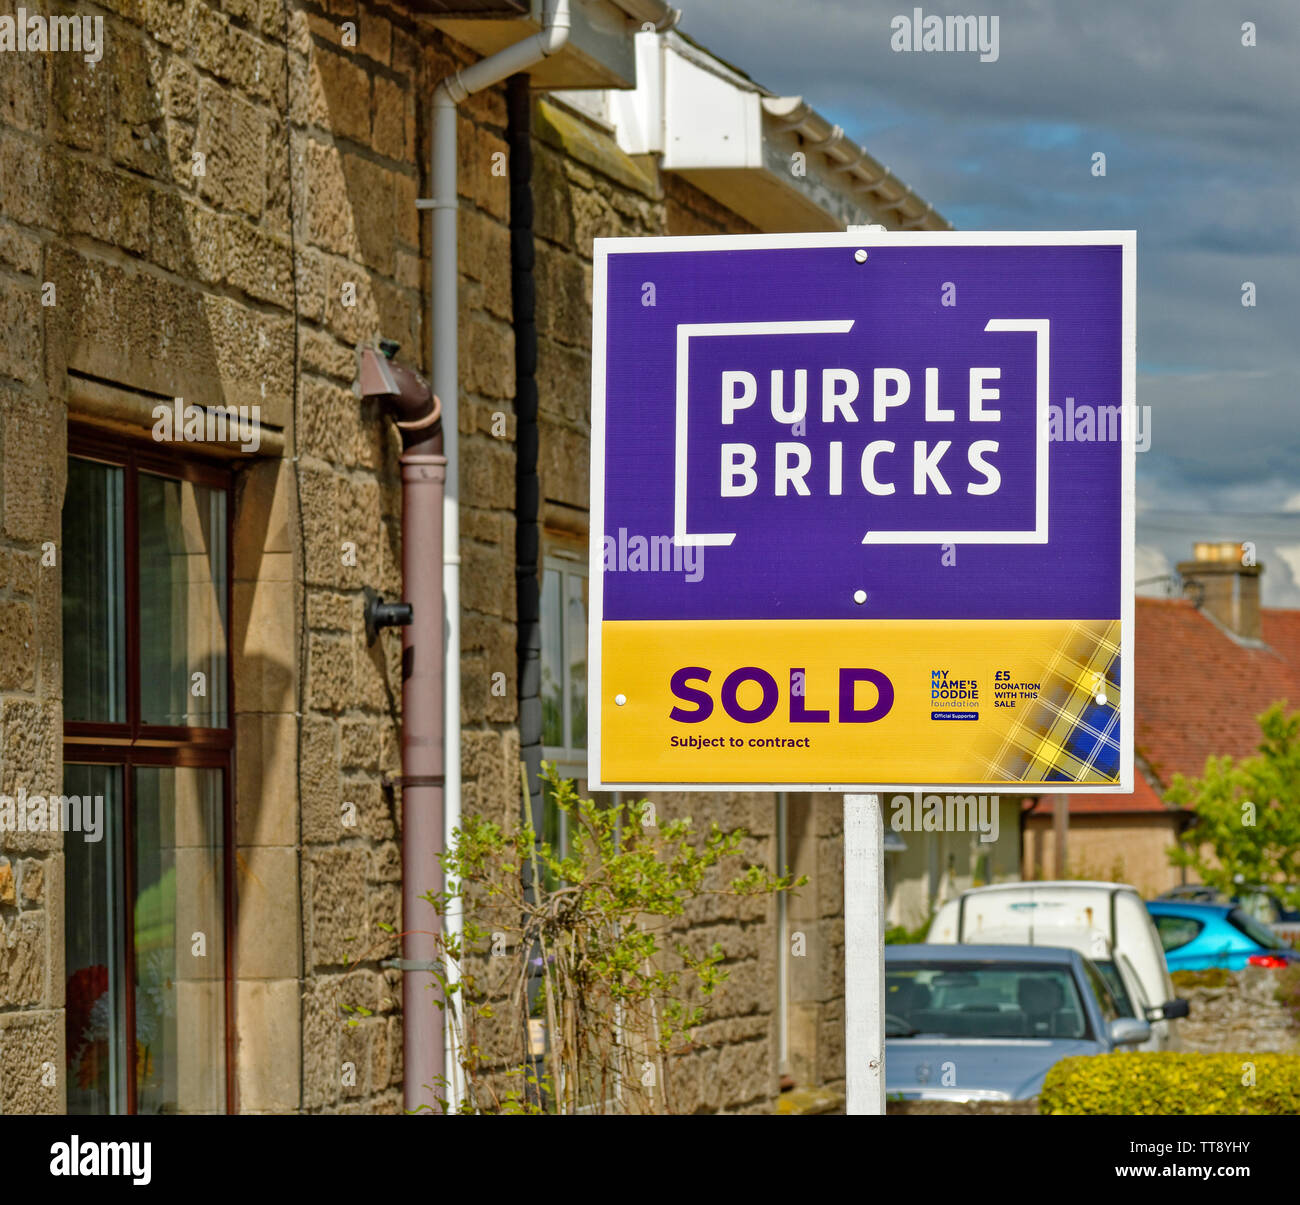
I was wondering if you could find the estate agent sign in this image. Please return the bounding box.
[589,231,1135,793]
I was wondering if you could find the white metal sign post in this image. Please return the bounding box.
[844,793,885,1115]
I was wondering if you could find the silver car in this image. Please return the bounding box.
[885,944,1150,1102]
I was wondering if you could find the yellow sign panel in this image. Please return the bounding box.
[600,619,1121,789]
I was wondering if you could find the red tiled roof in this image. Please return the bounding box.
[1025,772,1168,816]
[1027,598,1300,817]
[1135,598,1300,785]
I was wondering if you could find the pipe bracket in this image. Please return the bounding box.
[363,585,414,644]
[390,774,446,789]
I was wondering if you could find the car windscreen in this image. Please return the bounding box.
[886,963,1092,1041]
[1228,907,1287,950]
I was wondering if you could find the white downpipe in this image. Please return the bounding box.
[431,86,461,1111]
[430,0,571,1113]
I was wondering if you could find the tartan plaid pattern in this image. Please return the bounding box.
[985,620,1122,785]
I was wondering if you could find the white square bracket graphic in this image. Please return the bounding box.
[672,316,1052,549]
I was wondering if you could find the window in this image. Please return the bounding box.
[1081,958,1120,1024]
[1153,914,1204,953]
[1092,960,1134,1017]
[885,962,1091,1040]
[1228,907,1287,951]
[539,539,624,866]
[62,433,233,1115]
[540,546,588,781]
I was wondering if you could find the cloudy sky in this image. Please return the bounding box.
[675,0,1300,604]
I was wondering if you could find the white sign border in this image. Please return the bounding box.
[588,230,1136,795]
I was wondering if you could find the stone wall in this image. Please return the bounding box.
[0,3,845,1115]
[1175,968,1300,1054]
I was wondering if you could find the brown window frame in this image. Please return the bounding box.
[63,426,237,1115]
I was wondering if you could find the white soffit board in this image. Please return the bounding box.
[671,167,848,232]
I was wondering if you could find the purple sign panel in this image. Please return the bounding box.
[594,235,1131,623]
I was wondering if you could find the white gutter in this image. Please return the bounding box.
[761,96,948,230]
[426,0,572,1114]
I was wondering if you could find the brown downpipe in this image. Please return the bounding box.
[360,347,445,1112]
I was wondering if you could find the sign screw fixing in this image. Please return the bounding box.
[854,249,868,263]
[853,589,867,604]
[615,693,627,706]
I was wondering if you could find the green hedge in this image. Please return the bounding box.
[1040,1053,1300,1115]
[1170,968,1232,990]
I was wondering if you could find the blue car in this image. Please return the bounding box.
[885,944,1150,1102]
[1146,901,1300,971]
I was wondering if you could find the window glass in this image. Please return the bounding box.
[884,963,1089,1039]
[541,567,563,748]
[133,766,226,1114]
[565,572,588,751]
[1083,959,1120,1023]
[539,547,596,889]
[1228,907,1285,950]
[138,473,228,727]
[1093,960,1133,1017]
[540,551,589,772]
[63,459,125,723]
[64,765,126,1115]
[1153,914,1203,952]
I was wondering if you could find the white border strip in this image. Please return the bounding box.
[589,242,610,789]
[594,230,1137,253]
[1120,229,1136,795]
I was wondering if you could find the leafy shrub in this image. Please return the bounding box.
[1040,1052,1300,1115]
[885,918,933,945]
[1171,967,1232,990]
[1165,704,1300,908]
[424,764,802,1114]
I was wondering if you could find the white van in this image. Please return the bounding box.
[928,881,1189,1051]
